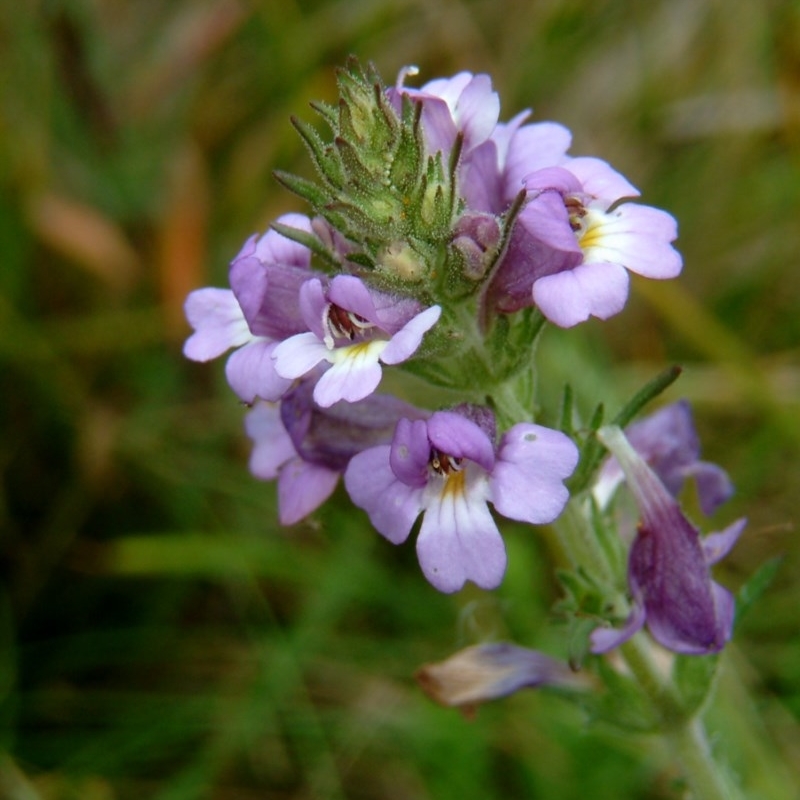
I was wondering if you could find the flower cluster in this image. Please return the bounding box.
[183,59,742,669]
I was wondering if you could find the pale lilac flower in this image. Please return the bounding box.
[594,400,734,516]
[389,68,500,159]
[344,406,578,593]
[590,425,745,656]
[523,158,683,327]
[272,274,441,408]
[416,642,587,709]
[246,379,425,525]
[183,214,316,403]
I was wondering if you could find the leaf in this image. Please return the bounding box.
[672,653,719,716]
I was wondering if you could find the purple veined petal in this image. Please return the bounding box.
[580,204,682,280]
[523,165,583,196]
[449,73,500,152]
[345,445,424,544]
[225,339,293,403]
[257,212,314,266]
[418,96,459,155]
[503,122,573,199]
[490,110,531,173]
[563,156,640,203]
[483,222,583,314]
[381,305,441,365]
[390,418,432,488]
[420,72,474,108]
[517,192,582,253]
[312,341,387,407]
[277,457,340,525]
[702,518,747,565]
[491,424,578,524]
[427,411,496,473]
[532,261,630,328]
[273,332,330,380]
[460,140,503,212]
[683,461,735,516]
[183,288,252,361]
[590,600,647,654]
[328,274,381,323]
[416,476,506,592]
[298,278,329,338]
[245,402,297,480]
[629,508,726,655]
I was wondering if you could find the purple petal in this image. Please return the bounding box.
[582,204,682,280]
[277,458,340,525]
[427,411,495,472]
[416,483,506,592]
[563,157,639,202]
[225,339,292,403]
[590,601,647,654]
[390,418,433,488]
[298,279,329,338]
[517,192,582,252]
[258,213,314,265]
[245,402,297,479]
[345,445,424,544]
[448,73,500,152]
[483,223,582,314]
[416,642,584,707]
[503,122,573,200]
[702,518,747,565]
[523,166,583,196]
[183,288,251,361]
[491,424,578,524]
[328,275,380,323]
[281,382,426,472]
[272,332,330,380]
[684,461,735,516]
[532,261,630,327]
[381,305,441,364]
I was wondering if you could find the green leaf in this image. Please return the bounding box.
[735,555,784,627]
[673,653,720,716]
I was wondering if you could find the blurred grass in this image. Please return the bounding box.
[1,0,800,798]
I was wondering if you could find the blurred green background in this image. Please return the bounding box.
[1,1,799,798]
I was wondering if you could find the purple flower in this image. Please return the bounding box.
[183,214,317,403]
[415,642,587,710]
[590,425,745,656]
[246,379,426,525]
[344,406,578,593]
[594,400,734,516]
[389,68,500,159]
[272,274,441,408]
[523,158,682,327]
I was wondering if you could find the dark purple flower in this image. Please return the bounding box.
[594,400,734,516]
[590,425,745,656]
[344,407,578,593]
[416,642,587,709]
[246,380,426,525]
[272,274,441,407]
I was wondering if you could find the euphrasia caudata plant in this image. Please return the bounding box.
[184,59,752,796]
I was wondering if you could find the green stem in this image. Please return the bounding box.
[667,718,740,800]
[620,635,740,800]
[556,498,618,588]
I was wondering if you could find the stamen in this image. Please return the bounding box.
[323,304,374,349]
[564,195,587,233]
[429,447,464,476]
